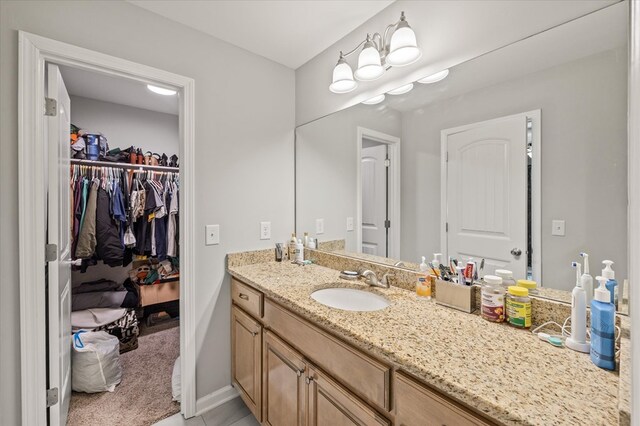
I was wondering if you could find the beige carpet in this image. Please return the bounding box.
[68,325,180,426]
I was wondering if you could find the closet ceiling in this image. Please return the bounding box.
[127,0,395,69]
[59,65,179,115]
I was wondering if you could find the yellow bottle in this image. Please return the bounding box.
[416,256,432,299]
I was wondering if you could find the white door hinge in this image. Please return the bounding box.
[45,97,57,116]
[45,244,58,262]
[446,222,449,232]
[46,388,58,407]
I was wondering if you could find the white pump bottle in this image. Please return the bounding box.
[580,252,594,304]
[566,262,590,353]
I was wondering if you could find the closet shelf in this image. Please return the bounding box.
[70,159,179,172]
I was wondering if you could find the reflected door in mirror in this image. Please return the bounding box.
[361,142,388,256]
[445,113,528,277]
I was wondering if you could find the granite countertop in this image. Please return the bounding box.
[228,261,620,426]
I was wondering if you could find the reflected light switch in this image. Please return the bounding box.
[346,217,354,232]
[551,220,565,236]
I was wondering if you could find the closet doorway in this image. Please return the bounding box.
[18,32,196,425]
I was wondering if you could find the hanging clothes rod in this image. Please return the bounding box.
[70,158,179,172]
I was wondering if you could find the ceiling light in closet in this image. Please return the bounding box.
[418,69,450,84]
[387,83,413,95]
[147,84,177,96]
[362,94,386,105]
[329,11,422,93]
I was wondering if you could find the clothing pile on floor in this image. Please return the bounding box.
[130,258,180,286]
[71,278,140,353]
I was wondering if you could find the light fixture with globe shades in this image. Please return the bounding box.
[329,11,421,93]
[387,83,414,95]
[361,94,386,105]
[418,69,450,84]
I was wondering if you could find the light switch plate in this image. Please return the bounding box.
[551,220,565,236]
[316,218,325,235]
[346,217,354,232]
[260,221,271,240]
[205,224,220,245]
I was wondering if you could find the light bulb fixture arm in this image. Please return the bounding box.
[338,13,404,63]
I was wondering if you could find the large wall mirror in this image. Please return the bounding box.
[295,3,629,312]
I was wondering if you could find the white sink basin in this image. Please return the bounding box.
[311,287,390,312]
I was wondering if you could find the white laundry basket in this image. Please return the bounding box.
[72,330,122,393]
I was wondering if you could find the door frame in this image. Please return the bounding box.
[440,110,541,281]
[18,31,197,424]
[356,126,401,259]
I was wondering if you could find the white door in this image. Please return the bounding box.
[445,114,527,278]
[46,63,72,426]
[361,143,388,256]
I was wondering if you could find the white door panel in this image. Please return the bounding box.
[361,144,387,256]
[446,114,527,278]
[47,63,72,426]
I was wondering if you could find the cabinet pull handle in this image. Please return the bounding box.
[296,369,304,377]
[305,377,314,384]
[238,293,249,300]
[251,331,258,336]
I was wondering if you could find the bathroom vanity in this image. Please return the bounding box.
[228,256,623,426]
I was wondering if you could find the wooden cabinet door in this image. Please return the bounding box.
[232,306,262,421]
[395,372,494,426]
[307,367,389,426]
[263,331,306,426]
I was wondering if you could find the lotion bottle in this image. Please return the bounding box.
[602,260,618,309]
[295,239,304,262]
[432,253,442,277]
[288,233,297,260]
[580,252,594,304]
[590,276,616,370]
[566,262,590,353]
[416,257,432,299]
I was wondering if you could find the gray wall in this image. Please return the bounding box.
[295,0,615,125]
[401,48,627,290]
[0,2,294,424]
[70,95,179,158]
[296,104,401,251]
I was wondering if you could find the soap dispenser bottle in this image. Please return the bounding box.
[590,276,616,370]
[566,262,590,353]
[580,252,594,304]
[416,257,432,299]
[602,260,618,309]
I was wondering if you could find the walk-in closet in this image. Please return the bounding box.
[59,65,183,425]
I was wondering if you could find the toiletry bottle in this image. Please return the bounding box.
[580,252,594,304]
[308,238,316,249]
[303,232,309,247]
[432,253,442,277]
[295,239,304,262]
[416,257,432,299]
[602,260,618,309]
[590,276,616,370]
[566,262,590,353]
[288,233,297,260]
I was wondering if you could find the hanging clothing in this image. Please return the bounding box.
[75,180,99,259]
[167,182,179,257]
[96,187,124,266]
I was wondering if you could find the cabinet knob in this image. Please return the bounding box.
[251,331,258,337]
[239,293,249,300]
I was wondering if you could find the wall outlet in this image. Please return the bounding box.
[551,220,565,236]
[346,217,354,232]
[205,224,220,245]
[316,218,325,235]
[260,221,271,240]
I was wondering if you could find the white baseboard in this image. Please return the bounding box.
[194,385,240,417]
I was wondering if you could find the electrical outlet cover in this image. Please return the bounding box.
[346,217,354,232]
[260,221,271,240]
[316,218,325,235]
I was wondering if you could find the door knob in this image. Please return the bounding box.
[511,248,522,257]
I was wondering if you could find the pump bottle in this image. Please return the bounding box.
[590,276,616,371]
[579,252,594,304]
[566,262,589,353]
[602,260,618,310]
[432,253,442,277]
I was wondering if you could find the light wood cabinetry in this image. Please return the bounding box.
[231,305,262,422]
[262,331,306,426]
[307,366,390,426]
[230,277,498,426]
[394,372,495,426]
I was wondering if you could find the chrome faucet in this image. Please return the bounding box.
[359,269,392,288]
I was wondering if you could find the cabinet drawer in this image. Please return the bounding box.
[264,299,390,411]
[232,278,263,318]
[395,372,495,426]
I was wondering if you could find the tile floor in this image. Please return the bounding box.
[154,396,259,426]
